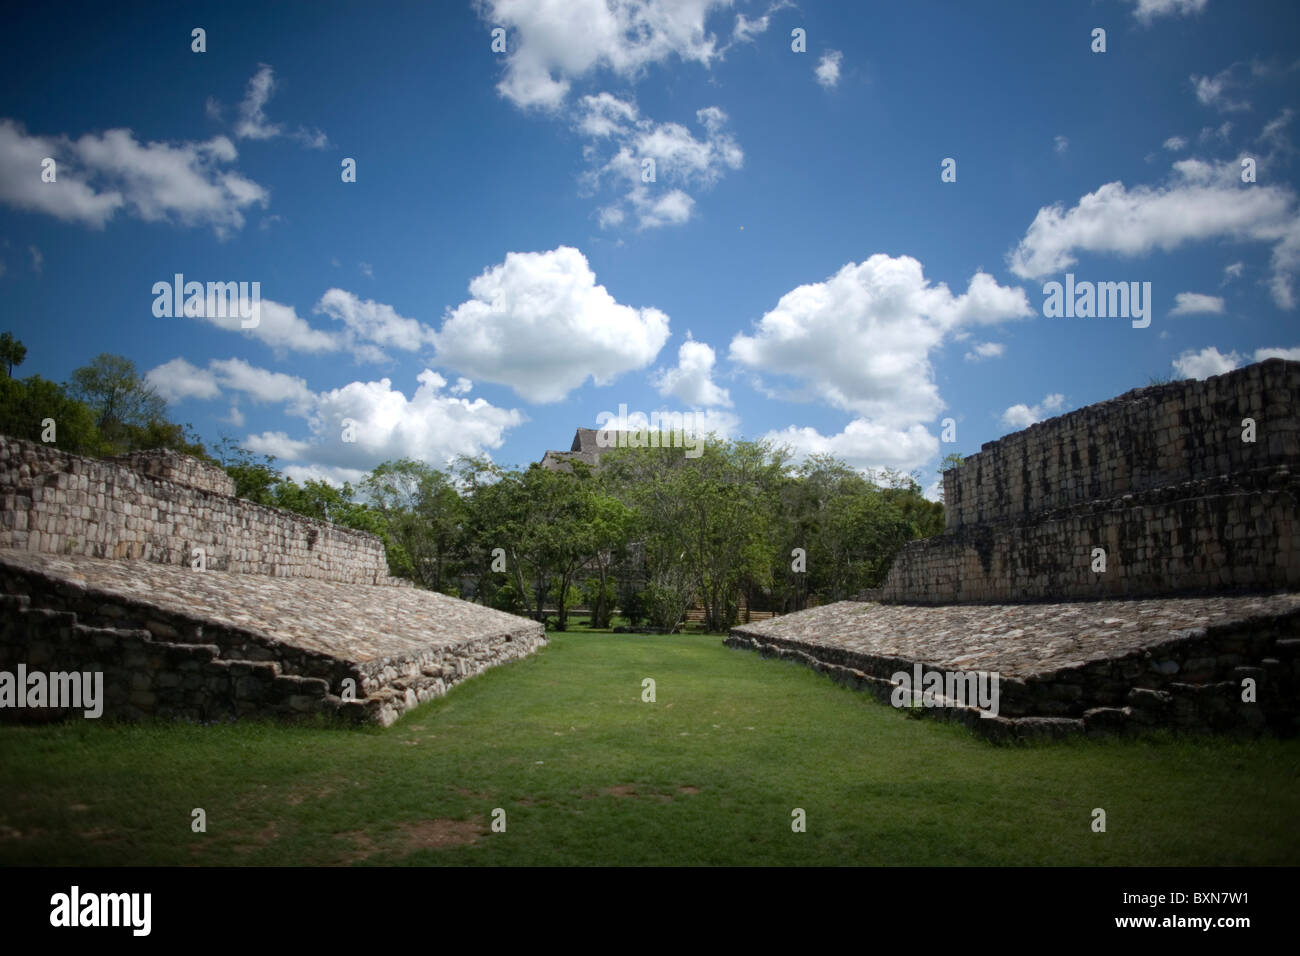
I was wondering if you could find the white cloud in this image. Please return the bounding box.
[478,0,732,110]
[230,64,329,149]
[815,50,843,89]
[1007,158,1300,309]
[1172,346,1242,379]
[314,288,434,354]
[145,357,220,403]
[611,406,741,440]
[653,336,732,407]
[1169,292,1226,315]
[763,419,940,474]
[150,357,525,477]
[27,244,41,274]
[434,245,671,403]
[578,97,742,229]
[1001,393,1065,430]
[1054,135,1069,154]
[1253,346,1300,361]
[208,358,316,413]
[732,12,772,43]
[964,342,1005,362]
[731,254,1032,424]
[1163,135,1188,151]
[1128,0,1208,25]
[1192,67,1251,113]
[730,254,1031,474]
[0,119,267,236]
[1222,260,1245,284]
[184,294,339,355]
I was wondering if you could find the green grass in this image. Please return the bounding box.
[1,632,1297,866]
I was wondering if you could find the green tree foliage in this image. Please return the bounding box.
[0,332,28,377]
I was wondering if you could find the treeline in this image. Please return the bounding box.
[229,444,943,632]
[0,335,945,632]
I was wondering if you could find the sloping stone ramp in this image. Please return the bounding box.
[727,595,1300,740]
[0,549,546,726]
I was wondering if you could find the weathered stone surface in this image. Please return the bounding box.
[730,361,1300,739]
[0,549,546,726]
[0,435,390,584]
[882,360,1300,604]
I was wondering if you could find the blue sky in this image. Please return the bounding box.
[1,0,1297,495]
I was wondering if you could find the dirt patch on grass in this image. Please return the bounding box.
[337,818,483,863]
[287,785,335,807]
[678,785,701,795]
[233,822,279,853]
[401,818,483,849]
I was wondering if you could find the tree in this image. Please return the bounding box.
[362,458,465,593]
[0,332,27,377]
[65,354,170,453]
[0,373,102,454]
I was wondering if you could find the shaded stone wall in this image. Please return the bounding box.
[0,435,389,585]
[110,448,236,497]
[944,359,1299,530]
[884,360,1300,604]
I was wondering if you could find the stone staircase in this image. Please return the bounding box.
[727,595,1300,740]
[0,550,547,726]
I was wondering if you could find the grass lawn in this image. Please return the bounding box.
[1,631,1297,866]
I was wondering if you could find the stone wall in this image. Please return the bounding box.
[943,358,1300,530]
[883,360,1300,604]
[110,449,236,497]
[0,593,351,725]
[0,435,389,585]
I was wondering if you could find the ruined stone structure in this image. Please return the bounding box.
[884,358,1299,604]
[0,437,545,725]
[730,360,1300,738]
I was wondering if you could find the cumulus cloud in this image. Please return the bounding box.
[477,0,732,111]
[1172,345,1300,379]
[577,96,742,229]
[964,342,1005,362]
[1001,393,1065,430]
[731,254,1032,422]
[146,357,220,403]
[314,288,434,354]
[1169,292,1226,315]
[607,405,741,440]
[433,246,671,403]
[146,358,525,479]
[1163,135,1188,151]
[1222,260,1245,284]
[1172,345,1242,379]
[815,50,843,89]
[0,119,267,236]
[1128,0,1207,25]
[729,253,1032,473]
[762,419,939,473]
[653,336,732,407]
[1007,158,1300,309]
[183,294,339,355]
[1054,135,1069,154]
